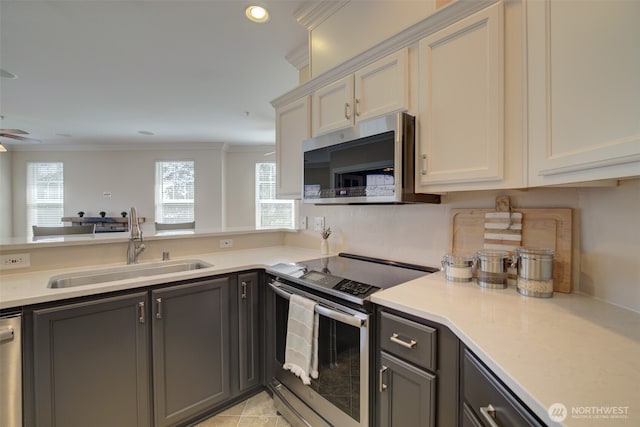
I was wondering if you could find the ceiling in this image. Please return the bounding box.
[0,0,309,149]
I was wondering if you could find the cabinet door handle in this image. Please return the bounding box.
[156,297,163,319]
[421,154,428,175]
[241,281,248,300]
[355,99,360,117]
[390,333,417,349]
[138,301,145,324]
[480,404,500,427]
[344,102,351,120]
[379,365,388,393]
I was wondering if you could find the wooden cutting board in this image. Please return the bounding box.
[450,208,573,293]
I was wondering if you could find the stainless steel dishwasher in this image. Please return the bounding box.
[0,313,22,427]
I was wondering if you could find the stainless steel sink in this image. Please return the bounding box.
[48,259,213,288]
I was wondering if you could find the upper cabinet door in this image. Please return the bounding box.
[355,48,409,123]
[527,0,640,186]
[312,75,355,136]
[417,2,504,188]
[275,96,310,199]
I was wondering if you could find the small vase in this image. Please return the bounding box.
[320,239,330,255]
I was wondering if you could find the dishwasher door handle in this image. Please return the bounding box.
[0,328,14,341]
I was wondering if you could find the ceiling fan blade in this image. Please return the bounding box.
[0,129,29,135]
[0,133,41,142]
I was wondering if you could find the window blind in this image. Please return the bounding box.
[155,161,195,223]
[27,162,64,234]
[256,163,294,229]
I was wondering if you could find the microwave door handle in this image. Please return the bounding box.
[268,281,364,328]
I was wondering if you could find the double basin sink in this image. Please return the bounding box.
[48,259,213,289]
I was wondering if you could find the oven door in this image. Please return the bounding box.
[267,279,370,427]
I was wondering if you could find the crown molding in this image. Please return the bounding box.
[7,141,227,152]
[293,0,350,31]
[286,42,310,70]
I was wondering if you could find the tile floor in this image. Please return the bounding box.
[194,391,291,427]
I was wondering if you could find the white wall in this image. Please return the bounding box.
[224,147,275,228]
[0,152,13,238]
[286,179,640,312]
[10,145,225,236]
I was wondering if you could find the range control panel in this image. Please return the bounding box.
[333,280,379,297]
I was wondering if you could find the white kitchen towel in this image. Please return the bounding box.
[283,294,319,385]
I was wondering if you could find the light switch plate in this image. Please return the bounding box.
[299,216,307,230]
[314,216,325,232]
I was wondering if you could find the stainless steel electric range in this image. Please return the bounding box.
[265,253,437,427]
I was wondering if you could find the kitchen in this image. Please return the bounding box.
[1,1,639,427]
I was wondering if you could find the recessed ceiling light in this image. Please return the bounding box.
[246,5,270,23]
[138,130,155,136]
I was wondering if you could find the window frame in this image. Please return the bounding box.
[26,162,64,235]
[255,162,295,229]
[155,160,195,224]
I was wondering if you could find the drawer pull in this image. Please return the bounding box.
[480,404,500,427]
[138,302,145,324]
[390,333,417,349]
[379,365,388,393]
[241,281,248,300]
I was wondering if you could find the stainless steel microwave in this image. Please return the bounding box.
[302,112,440,204]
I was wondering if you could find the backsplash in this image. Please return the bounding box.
[286,179,640,313]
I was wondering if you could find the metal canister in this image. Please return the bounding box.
[516,247,554,298]
[441,253,475,283]
[475,250,510,289]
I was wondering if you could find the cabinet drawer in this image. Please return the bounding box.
[380,311,436,371]
[463,349,544,427]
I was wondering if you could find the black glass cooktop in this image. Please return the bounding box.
[268,253,437,302]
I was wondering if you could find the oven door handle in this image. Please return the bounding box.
[268,281,364,328]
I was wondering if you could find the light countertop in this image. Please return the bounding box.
[2,248,638,426]
[0,227,294,250]
[0,245,319,309]
[371,272,640,427]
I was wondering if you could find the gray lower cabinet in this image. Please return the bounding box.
[31,292,152,427]
[461,347,544,427]
[28,275,234,427]
[152,277,230,427]
[237,272,260,392]
[377,309,459,427]
[379,351,436,427]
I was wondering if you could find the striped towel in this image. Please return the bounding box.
[283,294,319,385]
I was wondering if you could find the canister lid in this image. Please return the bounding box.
[476,249,510,259]
[442,253,475,265]
[517,247,554,259]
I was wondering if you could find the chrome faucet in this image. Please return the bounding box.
[127,207,145,264]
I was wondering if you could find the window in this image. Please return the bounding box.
[155,161,195,223]
[256,163,294,229]
[27,162,64,234]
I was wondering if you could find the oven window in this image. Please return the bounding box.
[275,295,361,422]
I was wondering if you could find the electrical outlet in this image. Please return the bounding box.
[219,239,233,249]
[1,253,31,269]
[299,216,307,230]
[314,216,325,232]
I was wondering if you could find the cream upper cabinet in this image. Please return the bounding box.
[527,0,640,186]
[416,2,508,191]
[312,49,409,136]
[275,96,310,199]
